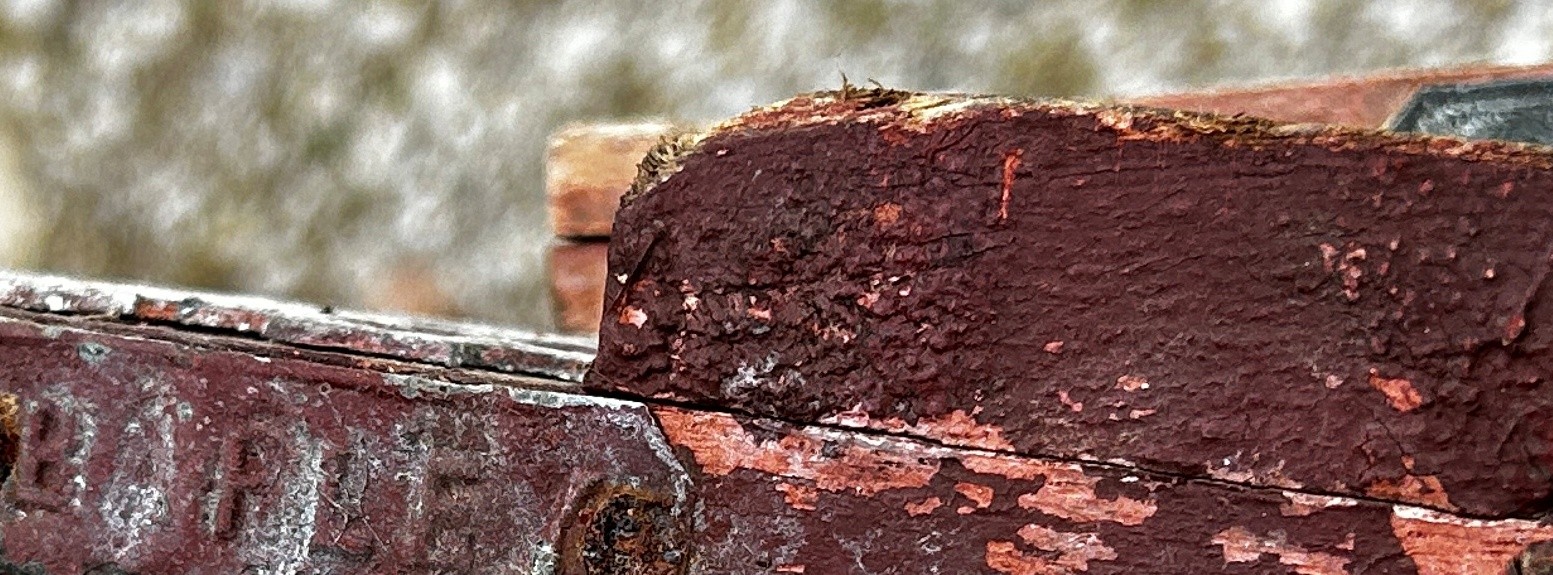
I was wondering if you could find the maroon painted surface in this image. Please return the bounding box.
[0,293,1548,573]
[0,312,682,573]
[589,92,1553,520]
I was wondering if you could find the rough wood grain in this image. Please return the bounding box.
[588,90,1553,520]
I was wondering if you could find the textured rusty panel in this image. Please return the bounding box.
[1131,62,1553,128]
[588,91,1553,519]
[0,272,595,383]
[550,241,611,334]
[548,122,678,238]
[0,314,684,574]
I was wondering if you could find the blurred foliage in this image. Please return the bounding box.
[0,0,1548,328]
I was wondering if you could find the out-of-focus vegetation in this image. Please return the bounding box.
[0,0,1547,328]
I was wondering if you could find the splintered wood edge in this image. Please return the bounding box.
[626,90,1553,205]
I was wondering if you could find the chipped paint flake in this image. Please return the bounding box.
[963,454,1155,526]
[904,496,942,517]
[1280,492,1359,517]
[987,526,1118,575]
[619,306,648,327]
[1367,457,1455,512]
[1367,370,1423,411]
[1115,375,1148,391]
[821,408,1015,452]
[955,482,994,514]
[654,407,939,496]
[1018,524,1118,571]
[775,482,818,511]
[1212,525,1351,575]
[1390,505,1553,574]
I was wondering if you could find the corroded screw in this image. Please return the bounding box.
[561,483,689,575]
[1508,540,1553,575]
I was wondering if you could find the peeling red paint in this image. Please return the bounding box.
[1056,390,1082,412]
[955,482,994,514]
[904,496,943,517]
[873,202,902,227]
[620,306,648,327]
[985,541,1048,575]
[827,408,1015,452]
[986,527,1117,575]
[999,149,1023,221]
[1042,341,1064,354]
[1017,524,1118,571]
[775,482,818,511]
[654,407,939,496]
[1367,369,1423,412]
[1367,457,1455,512]
[593,91,1553,516]
[962,454,1156,526]
[1279,492,1359,517]
[1390,506,1553,575]
[1115,375,1148,392]
[1212,525,1351,575]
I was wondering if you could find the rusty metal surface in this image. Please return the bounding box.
[0,280,1549,572]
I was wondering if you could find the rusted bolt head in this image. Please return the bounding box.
[561,483,689,575]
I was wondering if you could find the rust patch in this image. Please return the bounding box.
[561,483,690,575]
[1390,506,1553,574]
[955,482,994,514]
[963,454,1156,526]
[904,496,943,517]
[1212,526,1351,575]
[1367,370,1423,412]
[774,482,818,511]
[654,407,939,496]
[1367,457,1454,511]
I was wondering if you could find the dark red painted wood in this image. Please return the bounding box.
[588,91,1553,520]
[0,273,1547,573]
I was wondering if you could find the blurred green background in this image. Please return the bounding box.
[0,0,1547,328]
